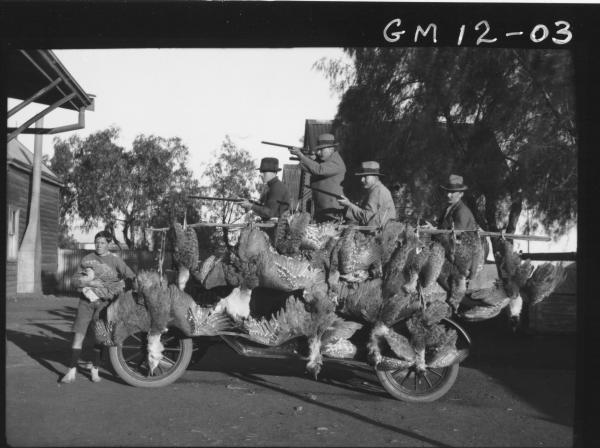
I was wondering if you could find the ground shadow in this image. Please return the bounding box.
[185,339,388,400]
[459,316,576,427]
[224,370,454,447]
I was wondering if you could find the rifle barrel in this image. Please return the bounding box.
[307,185,343,200]
[261,141,302,150]
[189,196,243,202]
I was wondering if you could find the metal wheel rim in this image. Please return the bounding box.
[116,330,187,381]
[383,365,453,396]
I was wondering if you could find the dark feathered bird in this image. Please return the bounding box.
[377,220,407,265]
[523,262,567,306]
[382,225,420,299]
[418,241,446,290]
[169,223,200,290]
[337,228,383,281]
[494,239,523,298]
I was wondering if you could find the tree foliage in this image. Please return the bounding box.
[316,48,576,238]
[52,127,201,249]
[198,135,260,248]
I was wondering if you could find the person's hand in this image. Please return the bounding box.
[238,200,253,211]
[288,147,303,158]
[421,220,435,229]
[337,195,352,207]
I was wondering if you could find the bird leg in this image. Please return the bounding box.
[147,332,164,376]
[177,266,190,291]
[306,336,323,379]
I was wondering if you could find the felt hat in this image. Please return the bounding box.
[440,174,468,191]
[257,157,281,172]
[354,161,384,177]
[314,133,338,151]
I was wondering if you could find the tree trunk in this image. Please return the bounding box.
[506,198,522,234]
[123,220,134,249]
[17,119,44,294]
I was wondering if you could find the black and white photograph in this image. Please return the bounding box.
[2,1,597,447]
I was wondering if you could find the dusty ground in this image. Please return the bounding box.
[5,294,581,447]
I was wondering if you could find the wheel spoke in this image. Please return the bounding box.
[160,355,176,366]
[124,352,143,363]
[129,334,143,344]
[423,372,434,388]
[428,368,443,378]
[164,347,182,354]
[121,344,144,350]
[399,370,412,386]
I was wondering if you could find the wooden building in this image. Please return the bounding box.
[6,139,63,296]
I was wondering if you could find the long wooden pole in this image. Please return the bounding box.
[147,222,551,241]
[17,119,44,293]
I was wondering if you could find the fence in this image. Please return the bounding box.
[56,248,174,294]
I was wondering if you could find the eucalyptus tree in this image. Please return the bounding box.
[316,48,576,238]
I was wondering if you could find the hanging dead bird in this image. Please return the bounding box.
[169,223,200,290]
[275,212,310,255]
[494,239,525,298]
[135,269,233,374]
[320,318,363,359]
[418,242,446,290]
[337,228,383,282]
[523,262,567,306]
[381,224,420,299]
[377,220,407,265]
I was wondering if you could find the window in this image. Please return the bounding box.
[7,206,19,260]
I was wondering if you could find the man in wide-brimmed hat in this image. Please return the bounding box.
[437,174,477,230]
[337,161,396,227]
[288,133,346,223]
[239,157,291,220]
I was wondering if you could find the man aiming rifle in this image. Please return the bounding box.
[263,133,346,223]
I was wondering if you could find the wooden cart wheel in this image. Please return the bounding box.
[109,328,193,388]
[375,318,469,403]
[376,362,460,403]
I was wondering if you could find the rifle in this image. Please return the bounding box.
[189,196,261,206]
[307,185,345,200]
[261,141,313,161]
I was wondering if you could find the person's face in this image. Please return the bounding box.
[316,146,334,161]
[94,237,110,256]
[261,171,276,183]
[360,175,378,189]
[447,191,463,205]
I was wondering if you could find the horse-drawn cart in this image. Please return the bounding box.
[94,215,564,403]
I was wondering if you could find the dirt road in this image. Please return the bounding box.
[6,295,578,447]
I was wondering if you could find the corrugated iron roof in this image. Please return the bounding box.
[6,50,93,111]
[7,138,63,187]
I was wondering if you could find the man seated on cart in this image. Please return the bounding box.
[239,157,291,221]
[337,161,396,228]
[437,174,477,231]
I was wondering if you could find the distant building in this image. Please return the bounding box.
[6,139,62,295]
